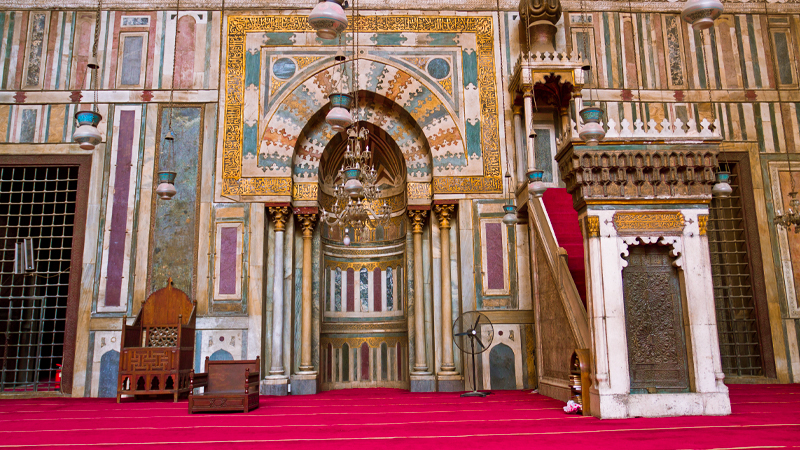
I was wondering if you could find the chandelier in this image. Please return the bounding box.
[321,127,391,245]
[774,192,800,233]
[775,146,800,233]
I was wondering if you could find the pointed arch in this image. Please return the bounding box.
[259,59,464,180]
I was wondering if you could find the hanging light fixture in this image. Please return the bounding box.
[711,169,732,198]
[155,130,177,200]
[326,93,354,132]
[527,169,547,197]
[326,38,353,133]
[578,105,605,146]
[681,0,723,31]
[156,0,183,201]
[320,0,390,245]
[502,172,518,225]
[774,143,800,233]
[321,127,391,244]
[309,0,348,40]
[578,0,605,147]
[73,0,103,150]
[687,1,727,198]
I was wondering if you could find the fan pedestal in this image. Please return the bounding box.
[461,390,489,398]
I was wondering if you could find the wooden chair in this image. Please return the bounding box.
[116,279,196,402]
[188,357,260,413]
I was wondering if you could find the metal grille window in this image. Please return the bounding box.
[0,166,78,393]
[708,164,764,377]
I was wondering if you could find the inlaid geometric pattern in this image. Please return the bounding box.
[147,327,178,348]
[222,15,502,196]
[128,349,174,371]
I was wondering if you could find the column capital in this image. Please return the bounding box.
[434,203,456,229]
[408,209,428,234]
[297,213,317,238]
[268,206,290,232]
[512,104,524,116]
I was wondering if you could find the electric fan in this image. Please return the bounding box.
[452,311,494,397]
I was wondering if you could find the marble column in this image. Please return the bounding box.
[523,89,537,174]
[435,203,462,391]
[513,105,527,186]
[409,209,434,392]
[291,213,318,395]
[264,205,289,396]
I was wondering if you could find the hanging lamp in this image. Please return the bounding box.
[156,0,184,201]
[681,0,723,31]
[309,0,348,40]
[711,169,732,198]
[502,172,518,225]
[527,169,547,197]
[774,137,800,232]
[326,93,353,132]
[577,0,605,147]
[578,105,605,146]
[73,0,103,150]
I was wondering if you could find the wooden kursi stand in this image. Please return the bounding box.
[116,279,196,402]
[188,357,261,413]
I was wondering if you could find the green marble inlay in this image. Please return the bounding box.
[773,32,793,85]
[370,32,407,46]
[462,49,477,87]
[150,107,202,295]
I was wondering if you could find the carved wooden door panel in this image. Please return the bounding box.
[622,244,690,393]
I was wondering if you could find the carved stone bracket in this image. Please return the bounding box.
[433,204,456,230]
[268,206,290,232]
[620,236,682,269]
[555,143,720,209]
[408,210,428,234]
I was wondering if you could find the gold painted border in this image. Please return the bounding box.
[222,14,502,196]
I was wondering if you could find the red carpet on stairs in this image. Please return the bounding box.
[541,188,587,306]
[0,384,798,449]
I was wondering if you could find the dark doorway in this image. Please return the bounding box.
[0,156,91,394]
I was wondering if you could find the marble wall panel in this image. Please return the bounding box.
[148,106,202,296]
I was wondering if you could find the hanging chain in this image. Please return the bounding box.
[92,0,102,112]
[167,0,182,133]
[626,0,644,122]
[497,0,511,181]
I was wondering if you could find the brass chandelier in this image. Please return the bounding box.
[320,127,391,245]
[317,0,390,245]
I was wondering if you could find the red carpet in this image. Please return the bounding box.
[0,385,798,449]
[542,188,587,306]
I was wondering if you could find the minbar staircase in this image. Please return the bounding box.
[541,188,587,306]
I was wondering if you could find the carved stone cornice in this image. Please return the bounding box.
[297,213,317,238]
[434,204,456,229]
[554,142,720,209]
[268,206,290,232]
[408,210,428,234]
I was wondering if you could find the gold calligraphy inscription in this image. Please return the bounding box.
[222,15,501,196]
[292,182,318,201]
[612,212,685,235]
[324,258,404,272]
[407,182,432,200]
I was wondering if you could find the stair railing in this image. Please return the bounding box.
[527,196,591,349]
